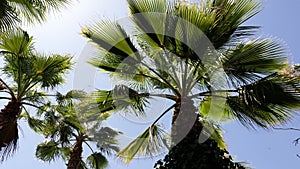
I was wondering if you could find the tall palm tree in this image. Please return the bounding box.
[0,29,72,160]
[0,0,72,31]
[35,90,121,169]
[81,0,300,168]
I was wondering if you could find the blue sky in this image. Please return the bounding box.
[2,0,300,169]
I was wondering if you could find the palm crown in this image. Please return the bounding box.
[35,90,121,169]
[0,29,72,160]
[82,0,300,166]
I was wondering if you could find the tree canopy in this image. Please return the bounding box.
[81,0,300,168]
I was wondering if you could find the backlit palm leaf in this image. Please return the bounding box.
[87,153,108,169]
[0,0,72,31]
[91,85,149,116]
[0,28,33,56]
[0,1,19,31]
[0,29,72,160]
[117,124,168,163]
[225,74,300,128]
[222,38,287,86]
[82,0,300,166]
[36,140,60,162]
[36,91,121,168]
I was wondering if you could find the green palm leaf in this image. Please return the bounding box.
[222,38,287,86]
[86,152,108,169]
[127,0,168,47]
[82,0,300,167]
[0,28,33,56]
[5,0,71,24]
[0,1,19,31]
[225,74,300,128]
[83,20,140,60]
[91,85,149,116]
[36,140,60,162]
[32,54,72,88]
[117,124,168,163]
[173,0,261,49]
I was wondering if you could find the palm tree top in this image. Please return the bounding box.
[81,0,300,163]
[0,29,73,161]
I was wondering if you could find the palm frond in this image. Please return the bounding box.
[0,29,33,57]
[82,20,140,62]
[224,74,300,128]
[0,1,19,32]
[222,38,287,86]
[227,26,260,46]
[60,146,71,161]
[27,115,47,134]
[198,120,227,150]
[171,0,261,49]
[31,54,72,89]
[209,126,227,150]
[207,0,261,48]
[117,124,168,163]
[35,140,60,162]
[7,0,71,24]
[200,96,234,122]
[92,127,121,155]
[65,90,87,101]
[92,85,149,116]
[22,90,47,104]
[0,30,72,95]
[86,152,108,169]
[127,0,168,47]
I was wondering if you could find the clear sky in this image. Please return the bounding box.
[2,0,300,169]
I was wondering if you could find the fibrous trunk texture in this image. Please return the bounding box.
[67,137,83,169]
[154,97,245,169]
[0,100,21,157]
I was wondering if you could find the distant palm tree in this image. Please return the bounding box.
[0,0,71,31]
[0,29,72,160]
[81,0,300,168]
[35,90,121,169]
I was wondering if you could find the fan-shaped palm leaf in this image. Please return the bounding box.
[87,152,108,169]
[82,0,300,167]
[117,124,168,163]
[0,0,72,31]
[0,29,72,160]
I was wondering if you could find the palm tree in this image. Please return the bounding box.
[0,29,72,160]
[35,90,121,169]
[0,0,72,31]
[81,0,300,168]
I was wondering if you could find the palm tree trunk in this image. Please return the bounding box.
[67,137,83,169]
[0,100,21,154]
[171,97,198,145]
[155,97,245,169]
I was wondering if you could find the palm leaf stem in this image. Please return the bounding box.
[21,102,44,110]
[136,73,172,89]
[141,62,181,96]
[18,79,40,99]
[21,94,57,101]
[182,59,189,96]
[147,93,177,101]
[152,103,176,126]
[17,58,21,95]
[0,78,15,99]
[84,140,95,154]
[0,97,11,100]
[272,127,300,132]
[190,89,238,98]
